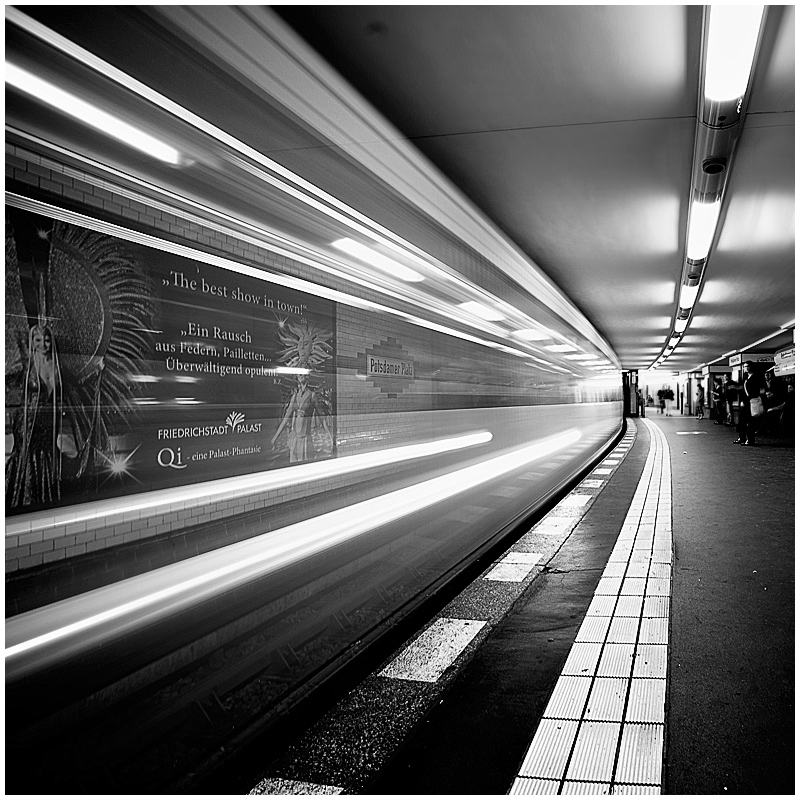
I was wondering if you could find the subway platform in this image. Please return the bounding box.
[238,414,794,796]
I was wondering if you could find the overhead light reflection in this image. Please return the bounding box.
[5,63,182,164]
[458,301,505,321]
[332,238,424,282]
[5,429,579,668]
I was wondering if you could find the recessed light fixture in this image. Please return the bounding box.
[6,62,182,164]
[457,301,504,321]
[332,238,424,282]
[674,318,689,333]
[686,199,722,261]
[704,5,765,103]
[679,283,700,309]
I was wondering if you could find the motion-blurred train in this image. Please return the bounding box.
[5,7,622,792]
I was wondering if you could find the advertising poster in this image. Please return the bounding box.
[5,206,336,515]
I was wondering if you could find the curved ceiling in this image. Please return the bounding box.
[7,5,795,373]
[275,5,795,372]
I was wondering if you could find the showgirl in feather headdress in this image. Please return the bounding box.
[5,212,155,510]
[270,318,334,462]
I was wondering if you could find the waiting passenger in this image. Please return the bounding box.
[724,376,740,425]
[664,386,675,416]
[711,378,725,425]
[764,369,790,437]
[734,361,763,446]
[656,388,665,414]
[695,383,705,419]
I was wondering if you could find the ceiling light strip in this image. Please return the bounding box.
[653,4,765,370]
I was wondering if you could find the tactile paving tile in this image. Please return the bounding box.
[575,615,612,643]
[614,723,664,785]
[623,562,649,579]
[565,721,620,782]
[638,617,668,645]
[562,780,611,795]
[584,677,628,721]
[606,617,639,644]
[509,777,561,795]
[543,675,592,720]
[613,595,644,618]
[562,642,603,676]
[620,578,647,596]
[625,679,666,724]
[633,645,667,679]
[612,784,660,795]
[642,596,670,618]
[595,577,623,596]
[601,562,627,578]
[586,595,618,617]
[518,718,580,779]
[645,578,670,596]
[597,643,635,678]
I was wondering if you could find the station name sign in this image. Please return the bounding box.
[773,346,795,376]
[367,355,415,378]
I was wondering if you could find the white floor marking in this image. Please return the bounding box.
[485,552,543,582]
[250,778,343,794]
[379,617,486,682]
[510,419,671,794]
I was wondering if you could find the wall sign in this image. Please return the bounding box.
[5,206,336,515]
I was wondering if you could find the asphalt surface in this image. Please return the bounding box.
[663,415,794,794]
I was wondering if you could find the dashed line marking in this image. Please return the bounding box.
[378,617,486,682]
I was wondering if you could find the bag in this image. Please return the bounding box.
[750,397,765,417]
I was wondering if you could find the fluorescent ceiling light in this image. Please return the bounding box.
[5,62,181,164]
[458,301,504,321]
[686,200,722,261]
[544,344,577,353]
[332,238,424,282]
[704,5,765,102]
[679,283,700,309]
[674,318,689,333]
[564,354,590,360]
[513,328,550,341]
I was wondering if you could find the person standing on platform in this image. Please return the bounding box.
[724,375,740,425]
[664,385,675,416]
[734,361,763,446]
[695,383,705,419]
[656,387,665,414]
[711,378,725,424]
